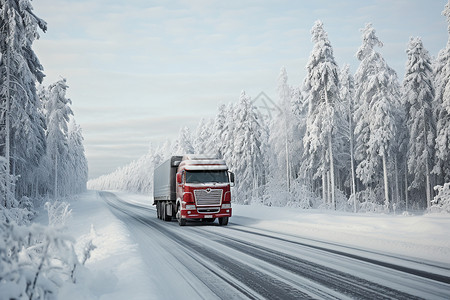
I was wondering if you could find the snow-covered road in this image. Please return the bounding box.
[97,191,450,299]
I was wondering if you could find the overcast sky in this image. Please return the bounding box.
[32,0,448,179]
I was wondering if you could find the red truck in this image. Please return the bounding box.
[153,155,235,226]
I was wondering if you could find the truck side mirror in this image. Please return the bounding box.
[229,172,235,187]
[176,173,182,184]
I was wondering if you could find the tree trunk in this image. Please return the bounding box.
[405,160,409,212]
[329,133,336,210]
[324,85,335,209]
[5,48,12,208]
[327,171,331,204]
[395,156,400,206]
[348,98,357,213]
[382,153,389,211]
[54,153,58,199]
[284,115,290,193]
[322,170,327,205]
[423,108,431,209]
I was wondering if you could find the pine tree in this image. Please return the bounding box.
[266,67,292,206]
[211,104,227,157]
[172,126,194,155]
[44,79,73,198]
[193,118,214,155]
[290,86,306,181]
[0,0,47,202]
[403,37,435,209]
[67,118,88,194]
[233,91,267,203]
[433,0,450,186]
[302,20,340,209]
[339,64,357,211]
[220,103,237,171]
[354,24,402,211]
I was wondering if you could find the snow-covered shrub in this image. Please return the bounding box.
[262,182,290,207]
[335,188,351,211]
[19,196,35,213]
[288,178,320,209]
[351,189,385,213]
[0,222,83,300]
[77,224,97,266]
[45,201,72,227]
[0,207,34,225]
[0,157,19,209]
[430,183,450,213]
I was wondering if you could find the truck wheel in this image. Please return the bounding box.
[159,202,163,220]
[177,205,186,226]
[218,217,228,226]
[178,216,186,226]
[163,202,172,221]
[156,202,161,219]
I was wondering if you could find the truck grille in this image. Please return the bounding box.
[194,189,222,206]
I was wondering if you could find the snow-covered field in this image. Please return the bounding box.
[54,190,450,298]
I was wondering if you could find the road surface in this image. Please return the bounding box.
[99,191,450,300]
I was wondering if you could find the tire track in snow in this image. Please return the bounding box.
[225,226,450,285]
[195,228,423,300]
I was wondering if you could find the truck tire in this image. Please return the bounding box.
[177,204,186,226]
[163,202,172,221]
[156,202,161,219]
[218,217,228,226]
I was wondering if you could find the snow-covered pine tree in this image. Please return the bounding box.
[43,79,73,198]
[172,126,194,155]
[339,64,357,211]
[220,103,237,172]
[67,118,88,194]
[403,37,435,209]
[354,24,402,211]
[0,156,16,208]
[289,86,306,181]
[0,0,47,201]
[233,91,267,204]
[209,104,227,159]
[302,20,340,209]
[265,67,292,206]
[193,117,214,155]
[433,0,450,186]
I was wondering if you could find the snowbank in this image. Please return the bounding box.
[232,204,450,265]
[55,191,154,299]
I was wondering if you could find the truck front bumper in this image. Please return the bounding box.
[180,207,232,219]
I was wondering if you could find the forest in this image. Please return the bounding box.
[0,1,87,221]
[90,5,450,214]
[1,1,89,298]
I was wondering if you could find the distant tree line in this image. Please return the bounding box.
[89,1,450,213]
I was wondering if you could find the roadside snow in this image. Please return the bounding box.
[52,190,154,299]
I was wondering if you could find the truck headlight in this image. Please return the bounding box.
[185,204,196,210]
[222,203,231,209]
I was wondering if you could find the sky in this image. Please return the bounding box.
[31,0,449,179]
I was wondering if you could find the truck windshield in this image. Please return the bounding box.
[185,170,228,184]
